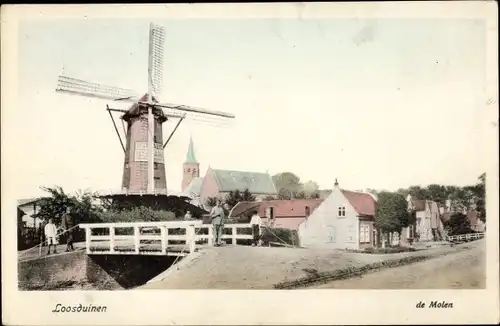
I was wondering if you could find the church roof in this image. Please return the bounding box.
[185,137,198,163]
[185,177,204,196]
[212,169,278,195]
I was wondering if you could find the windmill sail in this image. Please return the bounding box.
[148,23,165,101]
[56,75,141,102]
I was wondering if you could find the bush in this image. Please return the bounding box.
[97,206,177,223]
[260,227,299,246]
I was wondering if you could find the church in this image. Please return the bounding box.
[181,137,278,209]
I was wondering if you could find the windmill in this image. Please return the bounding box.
[55,23,235,197]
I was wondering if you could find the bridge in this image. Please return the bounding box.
[79,220,254,257]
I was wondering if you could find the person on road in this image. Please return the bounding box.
[61,207,76,252]
[250,210,263,247]
[44,218,58,255]
[210,200,226,246]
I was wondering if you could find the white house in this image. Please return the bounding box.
[17,198,46,228]
[405,195,445,242]
[298,180,377,250]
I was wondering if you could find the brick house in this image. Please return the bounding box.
[229,199,323,230]
[298,180,377,250]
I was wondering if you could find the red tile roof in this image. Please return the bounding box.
[341,190,377,216]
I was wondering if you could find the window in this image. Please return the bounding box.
[305,206,311,217]
[187,168,191,172]
[192,168,196,173]
[337,206,346,217]
[359,224,370,243]
[267,207,275,219]
[154,163,158,169]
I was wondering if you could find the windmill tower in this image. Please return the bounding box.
[55,23,235,196]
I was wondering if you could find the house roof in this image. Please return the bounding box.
[229,201,262,218]
[212,169,278,195]
[17,197,45,207]
[121,93,167,123]
[185,137,198,164]
[185,177,204,196]
[411,199,426,211]
[341,190,377,216]
[230,199,323,218]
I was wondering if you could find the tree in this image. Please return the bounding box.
[474,173,486,221]
[443,212,474,235]
[205,197,218,208]
[241,189,256,202]
[407,186,428,200]
[302,180,320,198]
[425,184,448,204]
[224,189,256,208]
[33,186,103,225]
[375,192,409,236]
[273,172,302,199]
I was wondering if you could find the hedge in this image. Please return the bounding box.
[273,255,430,289]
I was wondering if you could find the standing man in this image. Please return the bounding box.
[184,210,193,221]
[210,200,226,246]
[44,218,58,255]
[61,207,75,252]
[250,210,262,247]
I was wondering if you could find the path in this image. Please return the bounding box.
[18,242,86,262]
[140,241,481,290]
[312,240,485,289]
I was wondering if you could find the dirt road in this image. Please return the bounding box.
[312,240,485,289]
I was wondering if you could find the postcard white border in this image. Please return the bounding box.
[2,2,499,325]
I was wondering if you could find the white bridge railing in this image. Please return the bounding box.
[79,221,254,256]
[447,232,485,243]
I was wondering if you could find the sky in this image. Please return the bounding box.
[13,18,488,198]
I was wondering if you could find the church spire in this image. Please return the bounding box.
[185,136,198,163]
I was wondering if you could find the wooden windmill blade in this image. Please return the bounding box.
[148,22,165,102]
[56,75,142,102]
[153,102,236,119]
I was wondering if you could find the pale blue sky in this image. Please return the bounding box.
[15,18,487,198]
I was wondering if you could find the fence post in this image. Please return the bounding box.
[187,225,196,253]
[161,226,167,253]
[208,226,213,246]
[85,227,91,254]
[109,226,115,253]
[232,225,237,245]
[134,226,140,254]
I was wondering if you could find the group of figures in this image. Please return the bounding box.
[206,200,263,247]
[42,207,77,254]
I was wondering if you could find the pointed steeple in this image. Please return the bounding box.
[185,136,198,163]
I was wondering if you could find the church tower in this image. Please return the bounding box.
[181,137,200,192]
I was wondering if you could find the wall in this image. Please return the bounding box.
[122,112,167,192]
[416,210,432,241]
[298,187,359,250]
[272,217,305,230]
[18,251,119,290]
[18,251,178,290]
[199,168,220,205]
[182,162,200,192]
